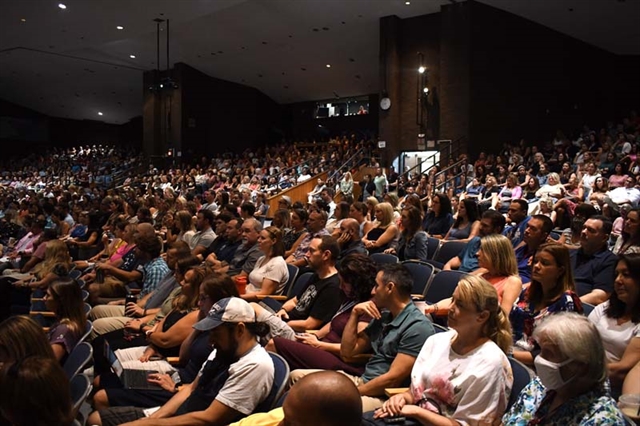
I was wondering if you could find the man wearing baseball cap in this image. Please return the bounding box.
[90,297,274,426]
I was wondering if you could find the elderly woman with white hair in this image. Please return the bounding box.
[503,312,625,425]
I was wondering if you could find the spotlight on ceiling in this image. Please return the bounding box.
[405,1,411,4]
[423,87,429,94]
[129,54,136,59]
[58,3,67,9]
[21,18,26,22]
[116,25,124,30]
[418,66,426,74]
[98,112,103,116]
[326,64,331,68]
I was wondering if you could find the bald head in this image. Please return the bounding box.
[340,218,359,235]
[339,218,361,244]
[283,371,362,426]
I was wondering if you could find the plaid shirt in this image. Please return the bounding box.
[138,257,170,297]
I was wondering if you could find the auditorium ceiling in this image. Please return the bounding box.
[0,0,637,125]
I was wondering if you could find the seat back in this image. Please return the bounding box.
[425,270,468,303]
[402,260,435,296]
[507,357,534,411]
[432,241,467,265]
[254,352,291,413]
[582,302,595,317]
[63,342,93,380]
[282,264,299,297]
[288,272,315,299]
[76,278,86,289]
[83,302,92,316]
[69,269,82,280]
[432,323,449,333]
[426,237,441,260]
[370,253,399,265]
[81,289,89,302]
[77,320,93,345]
[70,374,92,414]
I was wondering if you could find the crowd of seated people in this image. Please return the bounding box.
[0,111,638,424]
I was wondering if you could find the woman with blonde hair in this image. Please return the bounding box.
[429,234,522,316]
[340,171,354,201]
[474,234,523,314]
[271,208,292,231]
[0,240,72,321]
[510,243,582,366]
[372,275,513,424]
[365,196,379,222]
[362,202,399,254]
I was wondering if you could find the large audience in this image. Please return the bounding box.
[0,111,639,425]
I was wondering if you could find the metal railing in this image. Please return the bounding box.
[327,146,366,183]
[400,136,466,182]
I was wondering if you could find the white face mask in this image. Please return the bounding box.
[534,355,575,390]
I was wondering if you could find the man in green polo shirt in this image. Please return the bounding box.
[290,263,434,412]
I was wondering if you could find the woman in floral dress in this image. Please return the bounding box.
[510,243,583,367]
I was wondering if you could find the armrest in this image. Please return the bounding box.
[340,353,372,364]
[385,388,409,397]
[30,311,56,317]
[42,327,50,333]
[128,288,141,295]
[166,357,180,365]
[255,295,288,301]
[411,294,424,300]
[31,297,44,302]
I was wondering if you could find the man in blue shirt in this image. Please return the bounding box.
[571,215,617,305]
[503,199,531,248]
[444,210,505,272]
[515,215,553,284]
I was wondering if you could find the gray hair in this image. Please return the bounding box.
[244,218,263,233]
[533,312,607,385]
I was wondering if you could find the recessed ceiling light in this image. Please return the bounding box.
[20,18,26,22]
[116,25,124,30]
[58,3,67,9]
[405,1,411,4]
[98,112,103,116]
[129,54,136,59]
[326,64,331,68]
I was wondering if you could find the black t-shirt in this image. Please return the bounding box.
[289,273,343,323]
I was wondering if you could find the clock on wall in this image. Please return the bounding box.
[379,97,391,111]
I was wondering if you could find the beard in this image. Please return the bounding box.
[215,338,239,365]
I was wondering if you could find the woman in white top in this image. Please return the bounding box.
[588,254,640,393]
[339,171,354,201]
[535,172,566,199]
[173,210,196,249]
[243,226,289,301]
[371,275,513,424]
[578,162,600,201]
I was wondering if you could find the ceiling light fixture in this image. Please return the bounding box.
[129,54,136,58]
[116,25,124,30]
[98,112,103,116]
[21,18,26,22]
[58,3,67,9]
[406,1,411,4]
[418,66,426,74]
[326,64,331,68]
